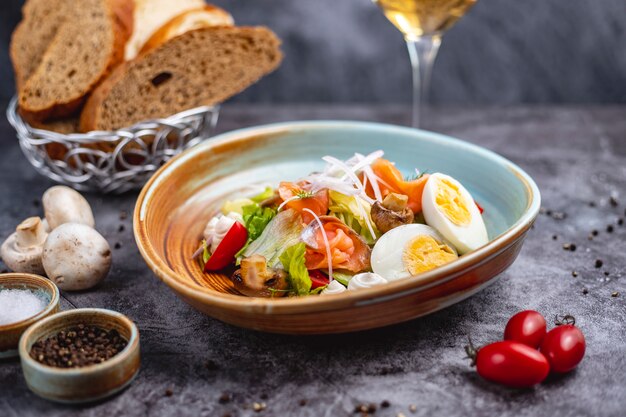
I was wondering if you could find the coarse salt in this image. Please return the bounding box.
[0,289,48,326]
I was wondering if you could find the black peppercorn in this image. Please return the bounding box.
[595,259,603,268]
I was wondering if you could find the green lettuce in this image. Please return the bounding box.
[242,203,277,241]
[279,242,312,296]
[250,186,275,203]
[328,190,379,243]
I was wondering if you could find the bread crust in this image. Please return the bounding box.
[140,5,234,53]
[16,0,133,122]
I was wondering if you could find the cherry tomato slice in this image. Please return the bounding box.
[540,324,586,373]
[504,310,547,348]
[204,222,248,271]
[475,341,550,388]
[309,270,330,289]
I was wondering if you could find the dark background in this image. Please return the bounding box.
[1,0,626,108]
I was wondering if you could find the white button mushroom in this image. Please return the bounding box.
[42,186,95,230]
[42,223,111,291]
[0,217,48,275]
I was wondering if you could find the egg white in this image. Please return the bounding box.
[421,173,488,254]
[371,224,456,281]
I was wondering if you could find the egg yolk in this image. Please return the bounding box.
[402,235,458,275]
[435,178,471,226]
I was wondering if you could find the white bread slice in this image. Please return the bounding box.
[124,0,220,60]
[80,26,282,132]
[14,0,132,121]
[140,5,234,54]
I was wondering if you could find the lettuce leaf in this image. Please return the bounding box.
[250,186,275,203]
[328,190,379,243]
[221,198,255,215]
[279,242,311,296]
[241,209,304,267]
[242,203,277,241]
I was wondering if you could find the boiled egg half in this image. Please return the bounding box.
[422,173,488,254]
[371,224,458,281]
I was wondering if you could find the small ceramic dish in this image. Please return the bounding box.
[0,273,60,358]
[134,121,541,334]
[18,308,140,403]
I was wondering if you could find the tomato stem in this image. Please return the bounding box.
[555,314,576,326]
[464,335,478,366]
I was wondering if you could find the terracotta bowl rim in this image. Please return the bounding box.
[133,120,541,314]
[0,273,60,332]
[18,308,139,375]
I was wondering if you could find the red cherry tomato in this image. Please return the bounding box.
[540,324,586,373]
[473,341,550,388]
[504,310,547,348]
[204,222,248,271]
[308,270,330,289]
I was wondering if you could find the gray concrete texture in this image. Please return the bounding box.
[0,104,625,416]
[1,0,626,105]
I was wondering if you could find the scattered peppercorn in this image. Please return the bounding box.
[32,199,40,208]
[299,399,307,407]
[218,393,232,404]
[618,218,624,226]
[546,209,553,216]
[609,196,619,207]
[591,230,599,236]
[606,225,614,233]
[165,388,173,397]
[114,242,122,249]
[612,291,620,298]
[118,224,125,232]
[595,259,603,268]
[252,402,266,412]
[604,271,610,276]
[552,235,558,240]
[589,201,596,207]
[30,324,127,368]
[572,271,578,277]
[381,400,391,408]
[582,288,589,295]
[562,243,576,251]
[260,393,268,400]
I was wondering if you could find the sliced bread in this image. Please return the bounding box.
[80,26,282,131]
[139,5,234,54]
[15,0,133,121]
[124,0,214,60]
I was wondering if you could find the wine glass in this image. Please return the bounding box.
[373,0,477,127]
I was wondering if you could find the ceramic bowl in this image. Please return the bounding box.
[0,273,60,358]
[134,121,541,334]
[18,308,140,403]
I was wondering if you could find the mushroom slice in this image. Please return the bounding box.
[0,217,48,275]
[42,186,95,230]
[371,193,414,233]
[42,223,111,291]
[231,254,288,298]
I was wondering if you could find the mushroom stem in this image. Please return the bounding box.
[16,217,47,248]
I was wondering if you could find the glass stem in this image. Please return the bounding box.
[405,35,442,128]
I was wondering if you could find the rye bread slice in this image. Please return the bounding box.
[14,0,132,121]
[80,26,282,132]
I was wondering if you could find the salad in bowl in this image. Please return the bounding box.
[193,150,489,298]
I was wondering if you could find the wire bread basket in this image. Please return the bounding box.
[6,97,220,193]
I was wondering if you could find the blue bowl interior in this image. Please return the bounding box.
[189,123,531,240]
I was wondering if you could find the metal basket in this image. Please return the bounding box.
[6,97,220,193]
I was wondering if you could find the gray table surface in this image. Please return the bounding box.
[0,105,625,417]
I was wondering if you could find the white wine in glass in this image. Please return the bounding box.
[373,0,477,127]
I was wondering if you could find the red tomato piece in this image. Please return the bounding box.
[204,222,248,271]
[504,310,547,348]
[308,270,330,289]
[475,201,484,214]
[475,341,550,388]
[540,324,586,373]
